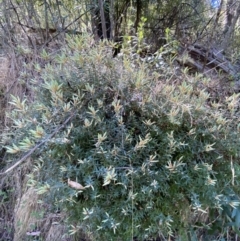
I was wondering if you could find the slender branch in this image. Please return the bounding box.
[0,111,76,176]
[9,0,35,48]
[41,9,91,48]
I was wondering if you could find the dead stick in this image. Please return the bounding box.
[0,111,76,176]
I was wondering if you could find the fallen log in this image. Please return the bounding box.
[177,44,237,77]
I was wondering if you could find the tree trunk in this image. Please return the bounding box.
[223,0,234,34]
[98,0,107,39]
[44,0,49,41]
[109,0,114,39]
[221,0,240,51]
[135,0,142,32]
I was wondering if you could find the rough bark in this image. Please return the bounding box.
[221,0,240,51]
[135,0,142,32]
[98,0,107,39]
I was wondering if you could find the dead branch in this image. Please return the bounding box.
[0,110,76,176]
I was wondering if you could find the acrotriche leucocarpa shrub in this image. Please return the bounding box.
[2,34,240,240]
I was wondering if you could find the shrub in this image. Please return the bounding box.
[2,34,240,240]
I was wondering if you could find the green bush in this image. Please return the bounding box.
[2,34,240,240]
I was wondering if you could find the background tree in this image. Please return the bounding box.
[221,0,240,51]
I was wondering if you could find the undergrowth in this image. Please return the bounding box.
[1,34,240,241]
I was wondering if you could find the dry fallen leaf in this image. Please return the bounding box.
[68,178,85,190]
[26,231,41,236]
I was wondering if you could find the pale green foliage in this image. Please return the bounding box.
[3,34,240,240]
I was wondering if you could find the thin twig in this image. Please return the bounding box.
[0,111,76,176]
[40,9,92,48]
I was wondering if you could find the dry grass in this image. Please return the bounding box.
[13,189,89,241]
[13,187,40,241]
[8,164,89,241]
[0,166,29,241]
[45,224,71,241]
[0,56,9,83]
[0,55,9,129]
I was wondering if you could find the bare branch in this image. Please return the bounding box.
[0,111,76,176]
